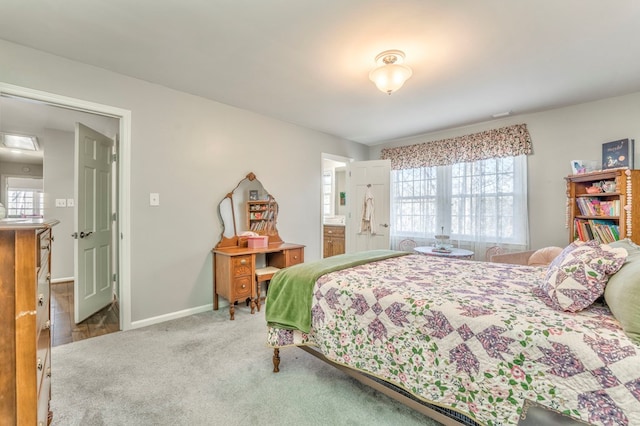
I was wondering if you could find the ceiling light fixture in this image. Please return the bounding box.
[1,133,39,151]
[369,50,413,95]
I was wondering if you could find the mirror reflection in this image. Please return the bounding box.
[219,197,235,239]
[216,172,282,248]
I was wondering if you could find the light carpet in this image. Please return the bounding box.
[51,308,440,425]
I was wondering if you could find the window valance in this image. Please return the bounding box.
[380,123,533,170]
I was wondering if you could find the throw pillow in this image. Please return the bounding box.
[537,241,584,295]
[604,239,640,344]
[528,246,563,267]
[542,240,627,312]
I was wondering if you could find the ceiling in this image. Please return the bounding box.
[1,1,640,146]
[0,96,119,164]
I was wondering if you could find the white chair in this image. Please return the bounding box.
[398,239,417,252]
[485,246,505,262]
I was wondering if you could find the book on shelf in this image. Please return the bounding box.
[602,138,634,170]
[574,218,620,244]
[576,198,620,216]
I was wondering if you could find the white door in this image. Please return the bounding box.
[346,159,391,253]
[74,123,114,323]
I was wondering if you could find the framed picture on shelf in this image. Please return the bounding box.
[570,160,586,175]
[249,190,259,200]
[602,138,634,170]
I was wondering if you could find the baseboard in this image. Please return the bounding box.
[130,303,214,330]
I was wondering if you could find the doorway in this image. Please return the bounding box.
[321,154,349,258]
[0,82,133,332]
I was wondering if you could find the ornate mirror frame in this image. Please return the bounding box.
[215,172,283,248]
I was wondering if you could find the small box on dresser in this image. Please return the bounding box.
[247,236,268,249]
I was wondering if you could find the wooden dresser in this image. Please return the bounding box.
[0,219,58,425]
[212,243,304,319]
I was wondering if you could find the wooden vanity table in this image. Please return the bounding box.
[212,172,305,320]
[212,243,304,320]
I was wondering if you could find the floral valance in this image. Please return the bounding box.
[380,123,533,170]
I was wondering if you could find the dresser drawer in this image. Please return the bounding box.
[36,344,50,400]
[38,228,51,269]
[36,288,50,337]
[232,255,252,277]
[37,261,50,298]
[233,276,253,299]
[37,350,51,426]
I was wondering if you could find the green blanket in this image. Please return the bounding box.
[265,249,409,333]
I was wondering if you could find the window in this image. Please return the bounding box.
[5,177,44,218]
[391,155,528,248]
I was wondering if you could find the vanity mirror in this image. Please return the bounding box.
[216,172,282,248]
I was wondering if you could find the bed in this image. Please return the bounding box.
[265,247,640,426]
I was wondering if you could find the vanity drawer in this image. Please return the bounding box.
[267,247,305,268]
[233,276,253,299]
[323,225,345,238]
[286,248,304,266]
[232,255,252,277]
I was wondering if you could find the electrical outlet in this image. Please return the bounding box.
[67,198,75,207]
[55,199,67,207]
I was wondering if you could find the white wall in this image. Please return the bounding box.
[0,39,368,325]
[42,129,74,279]
[369,91,640,250]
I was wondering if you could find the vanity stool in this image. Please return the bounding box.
[255,266,280,312]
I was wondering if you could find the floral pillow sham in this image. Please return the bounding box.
[536,239,627,312]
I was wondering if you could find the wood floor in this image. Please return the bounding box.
[51,281,120,347]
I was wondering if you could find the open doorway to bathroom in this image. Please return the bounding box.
[321,154,349,258]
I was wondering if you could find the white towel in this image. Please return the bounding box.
[360,187,376,235]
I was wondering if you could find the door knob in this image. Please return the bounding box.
[72,231,94,239]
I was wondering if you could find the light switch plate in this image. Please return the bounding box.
[55,198,67,207]
[149,193,160,206]
[67,198,75,207]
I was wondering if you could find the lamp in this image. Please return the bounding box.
[369,50,413,94]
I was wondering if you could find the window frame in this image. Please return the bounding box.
[391,155,528,245]
[6,187,44,218]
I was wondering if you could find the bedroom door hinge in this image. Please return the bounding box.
[112,153,117,162]
[113,273,117,282]
[112,212,117,221]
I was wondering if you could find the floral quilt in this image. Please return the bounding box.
[267,254,640,426]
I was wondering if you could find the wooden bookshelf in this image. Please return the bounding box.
[246,199,278,234]
[566,169,640,244]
